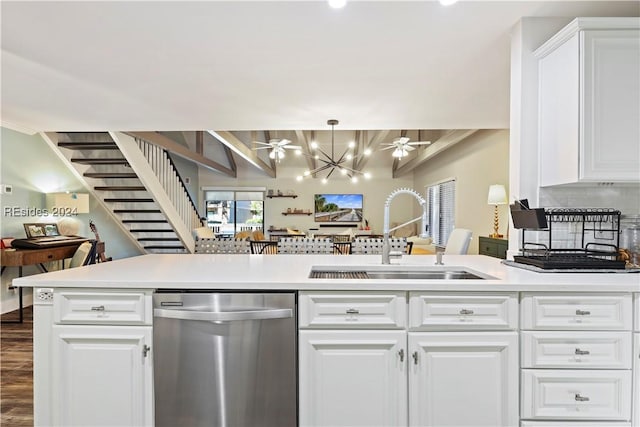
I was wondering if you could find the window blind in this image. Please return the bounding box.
[427,179,456,246]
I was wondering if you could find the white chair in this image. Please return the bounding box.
[68,241,97,268]
[443,228,473,254]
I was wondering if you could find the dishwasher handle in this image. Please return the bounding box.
[154,307,293,322]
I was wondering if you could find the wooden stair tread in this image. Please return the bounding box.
[137,237,180,241]
[58,142,118,150]
[104,198,154,203]
[129,229,174,233]
[71,158,128,165]
[83,172,138,179]
[122,219,168,223]
[144,245,185,250]
[94,186,146,191]
[113,209,162,213]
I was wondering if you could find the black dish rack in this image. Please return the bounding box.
[512,208,626,270]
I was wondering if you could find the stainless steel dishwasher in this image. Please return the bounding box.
[153,291,297,427]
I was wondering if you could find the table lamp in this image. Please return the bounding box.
[487,184,507,238]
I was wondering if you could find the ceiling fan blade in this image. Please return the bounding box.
[405,145,417,151]
[408,141,431,145]
[253,146,272,150]
[380,145,396,151]
[392,136,411,144]
[283,145,303,150]
[253,141,272,146]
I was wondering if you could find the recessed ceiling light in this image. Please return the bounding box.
[439,0,458,5]
[328,0,347,9]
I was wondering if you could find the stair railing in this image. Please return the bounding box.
[134,137,203,233]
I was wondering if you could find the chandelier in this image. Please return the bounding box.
[296,119,372,184]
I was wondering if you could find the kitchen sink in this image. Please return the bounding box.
[309,266,496,280]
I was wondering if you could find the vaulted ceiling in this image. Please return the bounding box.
[2,1,638,175]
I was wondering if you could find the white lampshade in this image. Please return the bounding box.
[46,192,90,214]
[487,185,507,205]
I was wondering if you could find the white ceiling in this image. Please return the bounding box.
[1,0,638,134]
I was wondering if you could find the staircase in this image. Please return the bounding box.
[42,132,201,254]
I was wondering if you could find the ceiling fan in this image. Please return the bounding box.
[380,133,431,159]
[253,138,302,162]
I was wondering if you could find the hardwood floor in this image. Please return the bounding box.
[1,306,34,427]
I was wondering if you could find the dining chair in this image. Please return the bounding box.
[333,241,352,255]
[196,238,251,254]
[277,237,333,254]
[250,240,278,254]
[351,237,408,255]
[443,229,473,254]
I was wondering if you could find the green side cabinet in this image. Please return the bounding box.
[478,236,508,259]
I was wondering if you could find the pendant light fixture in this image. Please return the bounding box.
[296,119,372,184]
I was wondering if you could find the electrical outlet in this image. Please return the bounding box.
[36,288,54,301]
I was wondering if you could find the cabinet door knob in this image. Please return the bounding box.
[90,305,105,311]
[412,351,419,365]
[459,309,474,315]
[575,309,591,316]
[574,348,590,355]
[574,393,590,402]
[398,349,404,362]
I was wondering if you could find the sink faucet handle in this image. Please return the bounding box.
[435,251,444,265]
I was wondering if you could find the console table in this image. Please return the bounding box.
[478,236,508,259]
[0,242,102,323]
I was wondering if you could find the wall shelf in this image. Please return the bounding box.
[267,195,297,199]
[282,212,311,216]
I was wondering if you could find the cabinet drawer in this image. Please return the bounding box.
[299,291,406,329]
[479,240,498,257]
[409,292,518,330]
[54,290,152,325]
[521,331,632,369]
[521,369,632,421]
[521,293,632,330]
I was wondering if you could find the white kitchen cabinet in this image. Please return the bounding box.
[521,292,633,425]
[536,18,640,186]
[39,289,155,427]
[633,333,639,427]
[299,329,407,427]
[408,332,518,427]
[51,324,153,427]
[521,369,631,421]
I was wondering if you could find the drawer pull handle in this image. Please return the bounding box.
[412,351,418,365]
[91,305,105,312]
[398,349,405,362]
[574,348,590,356]
[575,394,590,402]
[575,309,591,316]
[459,309,474,315]
[345,308,359,315]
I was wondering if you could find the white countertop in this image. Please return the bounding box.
[13,254,640,292]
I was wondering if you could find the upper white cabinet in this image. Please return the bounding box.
[536,18,640,186]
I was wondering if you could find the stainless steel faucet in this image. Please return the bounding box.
[382,188,429,264]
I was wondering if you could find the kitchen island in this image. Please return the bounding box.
[14,254,640,427]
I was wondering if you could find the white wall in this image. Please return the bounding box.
[413,130,510,254]
[0,128,141,314]
[198,160,416,235]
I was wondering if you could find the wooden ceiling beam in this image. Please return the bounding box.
[207,130,276,178]
[295,129,317,176]
[393,129,478,178]
[127,131,236,177]
[354,129,389,171]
